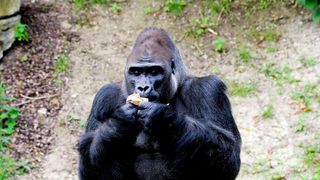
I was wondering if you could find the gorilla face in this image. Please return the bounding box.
[125,37,178,103]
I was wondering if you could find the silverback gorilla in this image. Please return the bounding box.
[78,28,241,180]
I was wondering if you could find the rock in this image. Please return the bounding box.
[0,0,21,60]
[38,108,48,117]
[0,15,21,59]
[0,0,21,17]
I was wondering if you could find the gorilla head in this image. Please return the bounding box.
[124,28,187,103]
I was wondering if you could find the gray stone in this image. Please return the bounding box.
[0,15,21,60]
[0,0,21,17]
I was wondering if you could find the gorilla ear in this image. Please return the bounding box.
[171,59,176,74]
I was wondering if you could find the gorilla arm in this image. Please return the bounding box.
[137,75,241,179]
[78,84,140,179]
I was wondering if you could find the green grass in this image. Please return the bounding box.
[72,0,108,10]
[110,3,121,13]
[143,7,153,14]
[229,81,257,97]
[296,113,307,132]
[262,104,273,119]
[247,23,281,43]
[164,0,186,17]
[186,15,216,38]
[54,54,71,75]
[238,47,252,63]
[259,63,298,85]
[304,144,320,179]
[212,37,226,53]
[299,57,318,67]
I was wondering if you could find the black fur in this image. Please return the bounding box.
[78,28,241,180]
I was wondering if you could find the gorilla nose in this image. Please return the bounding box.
[137,85,151,94]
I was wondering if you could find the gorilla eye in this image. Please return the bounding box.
[129,68,141,76]
[148,67,163,76]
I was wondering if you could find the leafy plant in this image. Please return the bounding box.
[14,23,29,42]
[0,155,30,179]
[212,37,226,53]
[298,0,320,23]
[110,3,121,13]
[164,0,186,16]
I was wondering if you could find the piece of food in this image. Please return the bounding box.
[126,93,148,106]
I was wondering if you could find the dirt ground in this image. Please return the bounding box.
[12,0,320,179]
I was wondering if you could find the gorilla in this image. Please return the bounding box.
[78,28,241,180]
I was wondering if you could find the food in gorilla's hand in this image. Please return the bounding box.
[127,93,148,106]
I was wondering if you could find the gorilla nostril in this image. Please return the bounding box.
[143,86,149,91]
[138,86,150,92]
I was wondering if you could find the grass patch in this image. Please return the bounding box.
[238,46,252,63]
[259,63,297,85]
[299,57,318,67]
[229,81,257,97]
[212,37,226,53]
[143,7,153,14]
[296,113,307,132]
[262,104,273,119]
[72,0,108,10]
[291,91,312,112]
[110,3,121,13]
[246,23,281,43]
[304,144,320,179]
[54,54,71,75]
[164,0,186,17]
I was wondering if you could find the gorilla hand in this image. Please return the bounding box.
[137,101,169,130]
[112,103,139,126]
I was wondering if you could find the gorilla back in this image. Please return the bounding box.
[78,28,241,180]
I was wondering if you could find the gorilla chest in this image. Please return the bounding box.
[133,131,171,179]
[134,153,170,180]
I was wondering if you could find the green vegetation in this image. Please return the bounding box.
[262,104,273,119]
[291,91,311,112]
[186,16,216,38]
[304,144,320,179]
[72,0,108,10]
[54,54,71,75]
[299,57,318,67]
[0,83,30,179]
[20,54,28,62]
[143,7,153,14]
[259,63,297,85]
[296,113,307,132]
[298,0,320,23]
[164,0,186,16]
[238,46,252,63]
[229,81,257,97]
[110,3,121,14]
[212,37,226,53]
[14,23,29,43]
[246,23,281,43]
